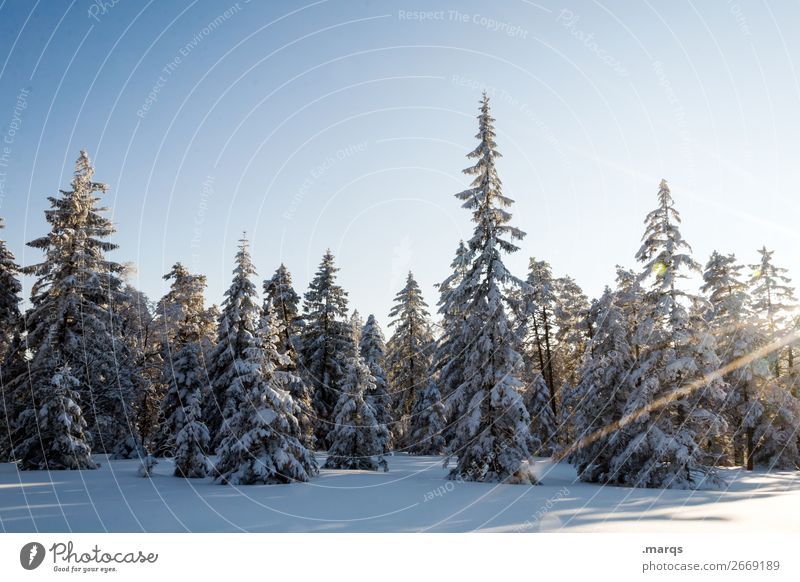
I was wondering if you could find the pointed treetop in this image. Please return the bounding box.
[71,149,108,194]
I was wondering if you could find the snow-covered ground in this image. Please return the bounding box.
[1,454,798,532]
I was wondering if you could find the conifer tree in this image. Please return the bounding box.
[386,272,434,448]
[702,251,759,468]
[14,365,97,470]
[553,275,590,443]
[324,356,389,471]
[154,319,210,458]
[523,258,559,418]
[608,179,727,489]
[263,263,301,355]
[350,310,364,346]
[13,151,136,458]
[206,237,262,446]
[0,217,21,358]
[0,217,22,461]
[263,298,316,449]
[444,94,536,484]
[406,378,446,455]
[432,241,470,445]
[570,286,637,481]
[359,314,392,446]
[173,384,211,478]
[524,372,557,456]
[750,247,796,377]
[299,250,352,445]
[215,301,318,485]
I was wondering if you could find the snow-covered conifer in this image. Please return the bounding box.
[749,247,796,377]
[206,237,262,446]
[263,263,301,355]
[14,365,97,470]
[444,94,536,484]
[406,378,446,455]
[173,384,211,478]
[324,356,389,471]
[524,372,557,456]
[570,286,637,482]
[299,250,352,444]
[14,151,136,457]
[608,179,727,489]
[522,258,559,418]
[214,302,318,485]
[0,217,21,358]
[359,314,392,446]
[386,272,434,448]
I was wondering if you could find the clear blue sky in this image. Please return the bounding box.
[1,0,798,324]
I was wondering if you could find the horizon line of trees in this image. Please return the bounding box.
[1,93,798,489]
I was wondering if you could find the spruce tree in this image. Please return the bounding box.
[263,266,315,448]
[0,217,21,358]
[299,250,352,445]
[324,356,389,471]
[702,251,759,468]
[570,286,637,482]
[14,151,136,458]
[523,258,559,418]
[206,237,262,446]
[406,378,446,455]
[552,275,590,443]
[264,298,316,450]
[432,241,470,445]
[14,365,97,470]
[386,272,434,448]
[524,372,557,456]
[173,383,211,478]
[444,94,536,484]
[359,314,392,447]
[215,301,318,485]
[0,217,22,461]
[609,179,727,489]
[749,247,796,377]
[263,263,301,356]
[154,321,210,458]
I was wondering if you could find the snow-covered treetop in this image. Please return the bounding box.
[457,94,525,259]
[303,249,349,320]
[749,246,796,330]
[635,179,699,295]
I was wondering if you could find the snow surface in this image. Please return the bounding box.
[0,454,797,532]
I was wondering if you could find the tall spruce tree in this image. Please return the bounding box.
[570,286,638,481]
[263,298,316,449]
[523,258,559,418]
[359,314,392,447]
[154,291,211,458]
[608,179,727,489]
[386,272,434,448]
[432,241,470,445]
[0,217,21,357]
[324,355,389,471]
[0,217,22,461]
[299,250,352,445]
[444,94,536,484]
[702,251,760,468]
[750,247,796,377]
[215,299,318,485]
[263,263,301,355]
[13,151,136,461]
[206,237,262,447]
